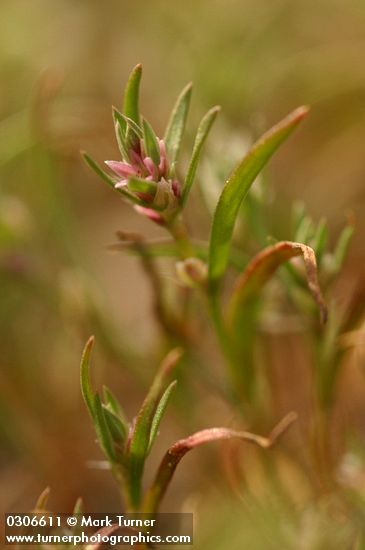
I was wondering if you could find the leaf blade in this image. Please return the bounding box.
[82,152,116,189]
[143,412,297,513]
[127,348,183,508]
[94,393,116,463]
[148,380,177,453]
[80,336,96,420]
[123,64,142,125]
[227,240,327,325]
[142,118,160,166]
[208,106,309,288]
[181,106,220,207]
[164,82,192,168]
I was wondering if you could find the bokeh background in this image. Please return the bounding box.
[1,0,365,544]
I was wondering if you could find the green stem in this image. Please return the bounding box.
[167,215,194,259]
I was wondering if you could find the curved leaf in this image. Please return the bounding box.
[143,412,297,513]
[208,106,309,289]
[227,241,328,326]
[123,64,142,125]
[181,106,220,207]
[80,336,96,420]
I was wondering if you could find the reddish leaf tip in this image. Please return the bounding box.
[292,105,310,121]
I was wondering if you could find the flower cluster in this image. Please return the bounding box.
[83,64,219,229]
[105,136,180,225]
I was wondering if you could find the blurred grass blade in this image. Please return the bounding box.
[148,380,177,453]
[33,487,50,511]
[164,83,192,168]
[181,106,220,207]
[312,218,328,261]
[127,348,183,508]
[80,336,96,420]
[227,241,327,325]
[123,64,142,125]
[127,176,157,196]
[142,118,160,165]
[72,497,83,515]
[208,106,309,289]
[334,224,354,270]
[82,153,116,189]
[94,393,116,462]
[143,412,297,513]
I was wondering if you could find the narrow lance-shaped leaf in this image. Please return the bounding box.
[80,336,96,420]
[94,393,116,463]
[103,385,128,427]
[123,64,142,126]
[142,118,160,165]
[227,241,328,326]
[127,348,183,508]
[102,405,128,446]
[164,82,192,169]
[143,412,297,514]
[208,106,309,289]
[112,107,128,160]
[181,106,220,207]
[121,114,143,140]
[148,380,177,453]
[82,153,116,190]
[115,108,144,154]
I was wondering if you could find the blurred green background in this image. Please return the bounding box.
[1,0,365,544]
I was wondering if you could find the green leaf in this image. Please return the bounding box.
[103,385,128,426]
[102,405,128,445]
[148,380,177,453]
[127,348,183,508]
[80,336,96,420]
[94,393,116,462]
[164,82,192,168]
[181,106,220,207]
[143,412,297,514]
[334,224,354,270]
[112,107,128,160]
[123,64,142,125]
[122,115,143,140]
[82,152,116,189]
[208,106,309,289]
[127,176,157,196]
[114,107,143,154]
[142,118,160,165]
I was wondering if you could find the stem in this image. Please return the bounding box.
[167,215,194,258]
